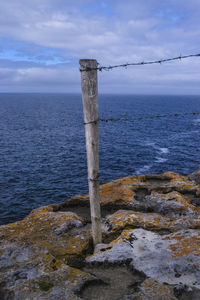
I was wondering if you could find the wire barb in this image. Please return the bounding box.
[80,53,200,72]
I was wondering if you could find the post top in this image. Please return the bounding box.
[79,59,98,71]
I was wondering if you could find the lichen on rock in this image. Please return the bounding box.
[1,171,200,299]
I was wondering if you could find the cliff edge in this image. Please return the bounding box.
[1,171,200,300]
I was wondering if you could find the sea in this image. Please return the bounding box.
[0,93,200,225]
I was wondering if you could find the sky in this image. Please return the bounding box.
[0,0,200,94]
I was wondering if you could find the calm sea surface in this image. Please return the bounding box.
[0,93,200,225]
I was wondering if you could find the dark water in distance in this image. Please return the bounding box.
[0,93,200,225]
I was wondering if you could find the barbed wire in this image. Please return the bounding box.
[80,53,200,72]
[83,112,200,125]
[99,111,200,123]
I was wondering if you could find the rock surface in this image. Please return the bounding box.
[188,168,200,185]
[1,171,200,299]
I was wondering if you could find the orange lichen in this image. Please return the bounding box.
[63,172,200,211]
[99,181,135,205]
[107,210,177,232]
[0,207,90,266]
[166,232,200,258]
[109,229,133,246]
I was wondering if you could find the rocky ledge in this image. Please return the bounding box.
[1,171,200,300]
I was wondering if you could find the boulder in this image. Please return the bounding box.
[0,206,93,300]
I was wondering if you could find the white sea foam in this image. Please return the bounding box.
[143,141,156,147]
[155,157,168,163]
[159,148,169,154]
[135,165,151,175]
[144,142,169,154]
[193,119,200,123]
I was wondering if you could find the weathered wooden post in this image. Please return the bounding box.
[79,59,102,246]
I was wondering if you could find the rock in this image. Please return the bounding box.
[188,168,200,185]
[1,171,200,299]
[55,220,84,235]
[130,278,177,300]
[87,228,200,289]
[61,171,200,211]
[131,191,199,217]
[0,206,93,299]
[105,210,179,233]
[1,264,94,300]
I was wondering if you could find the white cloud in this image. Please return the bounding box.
[0,0,200,93]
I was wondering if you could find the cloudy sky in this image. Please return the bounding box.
[0,0,200,94]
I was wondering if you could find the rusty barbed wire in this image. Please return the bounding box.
[80,53,200,72]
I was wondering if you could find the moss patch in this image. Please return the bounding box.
[38,280,54,292]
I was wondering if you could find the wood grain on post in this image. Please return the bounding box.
[79,59,102,245]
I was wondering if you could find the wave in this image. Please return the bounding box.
[143,141,156,147]
[142,141,169,154]
[159,147,169,154]
[171,130,199,139]
[135,164,152,175]
[155,157,168,163]
[193,118,200,123]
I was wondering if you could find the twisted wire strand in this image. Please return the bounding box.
[80,53,200,72]
[99,111,200,123]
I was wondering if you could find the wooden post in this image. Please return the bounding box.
[79,59,102,246]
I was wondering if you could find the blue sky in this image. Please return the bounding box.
[0,0,200,94]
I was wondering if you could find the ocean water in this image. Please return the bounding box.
[0,93,200,225]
